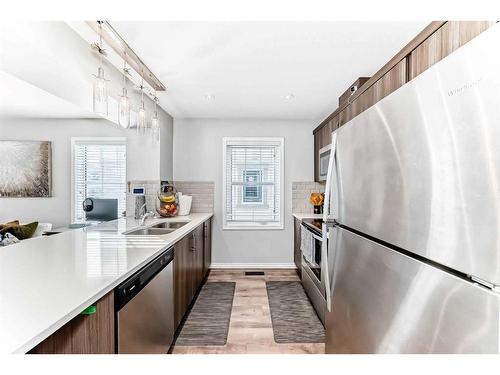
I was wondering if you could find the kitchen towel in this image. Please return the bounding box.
[301,226,313,264]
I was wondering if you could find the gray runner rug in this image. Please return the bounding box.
[266,281,325,343]
[175,282,235,346]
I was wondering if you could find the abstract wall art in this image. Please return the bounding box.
[0,141,52,197]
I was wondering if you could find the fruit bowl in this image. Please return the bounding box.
[156,188,178,217]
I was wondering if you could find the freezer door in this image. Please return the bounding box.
[326,228,500,354]
[336,24,500,285]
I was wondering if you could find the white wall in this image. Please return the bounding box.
[0,21,174,227]
[173,119,315,267]
[0,117,173,228]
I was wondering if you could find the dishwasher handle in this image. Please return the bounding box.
[115,247,174,311]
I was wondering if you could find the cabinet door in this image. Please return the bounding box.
[191,225,205,291]
[203,219,212,278]
[314,130,321,182]
[328,115,338,134]
[373,58,407,101]
[409,21,495,79]
[174,235,192,328]
[339,106,351,127]
[350,84,376,119]
[29,292,115,354]
[293,217,302,277]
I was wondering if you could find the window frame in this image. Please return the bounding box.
[222,137,284,231]
[71,137,127,223]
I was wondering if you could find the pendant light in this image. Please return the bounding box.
[118,58,131,128]
[137,76,147,135]
[92,21,108,116]
[151,91,160,140]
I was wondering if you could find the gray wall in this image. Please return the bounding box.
[0,117,173,227]
[173,118,315,267]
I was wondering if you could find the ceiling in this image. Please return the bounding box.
[111,21,429,121]
[0,71,99,119]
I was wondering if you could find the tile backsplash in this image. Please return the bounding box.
[292,181,325,213]
[127,180,215,216]
[126,180,161,216]
[172,181,215,213]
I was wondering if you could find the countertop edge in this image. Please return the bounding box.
[12,212,213,354]
[292,212,323,220]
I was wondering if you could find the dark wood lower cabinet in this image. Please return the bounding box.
[173,235,192,328]
[29,291,115,354]
[203,219,212,278]
[293,218,302,277]
[191,225,205,289]
[173,220,210,329]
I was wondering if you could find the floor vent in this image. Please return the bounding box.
[245,271,265,276]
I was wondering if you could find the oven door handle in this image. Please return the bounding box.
[300,222,323,241]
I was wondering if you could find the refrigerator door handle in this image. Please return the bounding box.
[323,131,338,223]
[324,225,340,312]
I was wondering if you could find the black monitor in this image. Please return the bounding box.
[83,198,118,222]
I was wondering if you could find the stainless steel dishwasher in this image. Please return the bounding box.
[115,247,174,354]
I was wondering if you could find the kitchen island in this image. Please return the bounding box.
[0,213,213,354]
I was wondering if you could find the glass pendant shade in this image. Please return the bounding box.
[93,67,108,116]
[151,111,160,140]
[137,105,147,135]
[118,87,131,128]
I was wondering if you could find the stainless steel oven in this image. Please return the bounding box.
[300,219,327,325]
[318,144,331,181]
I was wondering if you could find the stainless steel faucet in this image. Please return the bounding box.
[138,203,155,226]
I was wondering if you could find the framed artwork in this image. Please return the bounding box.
[0,141,52,197]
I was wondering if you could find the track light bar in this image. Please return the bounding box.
[87,21,166,91]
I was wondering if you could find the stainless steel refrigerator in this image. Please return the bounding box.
[323,24,500,354]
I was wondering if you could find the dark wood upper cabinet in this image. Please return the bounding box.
[346,59,406,121]
[339,106,351,127]
[409,21,496,80]
[313,114,337,181]
[313,21,495,182]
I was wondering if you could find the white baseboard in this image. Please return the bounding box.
[210,263,297,269]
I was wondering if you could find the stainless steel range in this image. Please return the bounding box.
[300,218,328,325]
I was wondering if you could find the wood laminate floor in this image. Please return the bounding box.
[171,269,325,354]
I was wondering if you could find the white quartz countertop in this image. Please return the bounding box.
[0,213,213,354]
[292,213,323,220]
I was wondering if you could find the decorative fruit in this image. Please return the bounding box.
[156,183,179,217]
[159,194,176,203]
[309,192,324,206]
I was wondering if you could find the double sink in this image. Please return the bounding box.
[124,221,189,236]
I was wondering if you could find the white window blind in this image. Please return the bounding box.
[223,137,284,229]
[73,138,126,222]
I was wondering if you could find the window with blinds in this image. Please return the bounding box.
[72,138,127,222]
[223,137,284,229]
